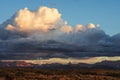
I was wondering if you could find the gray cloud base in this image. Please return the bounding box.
[0,7,120,59]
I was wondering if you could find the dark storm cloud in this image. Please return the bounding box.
[0,6,120,59]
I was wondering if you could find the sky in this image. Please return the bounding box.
[0,0,120,35]
[0,0,120,63]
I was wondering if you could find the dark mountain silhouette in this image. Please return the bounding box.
[0,60,120,70]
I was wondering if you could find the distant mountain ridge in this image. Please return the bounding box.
[0,61,37,67]
[0,60,120,70]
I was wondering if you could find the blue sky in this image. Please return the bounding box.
[0,0,120,35]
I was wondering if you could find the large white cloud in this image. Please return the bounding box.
[0,6,120,59]
[6,7,62,33]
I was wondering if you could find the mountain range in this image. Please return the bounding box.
[0,60,120,70]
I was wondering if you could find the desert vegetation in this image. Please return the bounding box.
[0,68,120,80]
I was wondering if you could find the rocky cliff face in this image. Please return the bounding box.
[0,61,37,67]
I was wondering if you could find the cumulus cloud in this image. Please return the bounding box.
[6,7,61,33]
[87,23,96,28]
[0,6,120,59]
[61,25,72,33]
[74,24,85,32]
[5,24,15,31]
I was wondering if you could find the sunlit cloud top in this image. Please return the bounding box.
[0,6,120,59]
